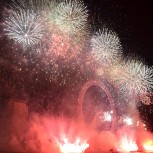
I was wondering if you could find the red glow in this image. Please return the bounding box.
[7,111,153,153]
[24,115,91,153]
[48,33,82,60]
[51,33,71,57]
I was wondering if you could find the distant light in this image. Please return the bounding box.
[136,121,139,126]
[104,112,112,122]
[123,117,133,126]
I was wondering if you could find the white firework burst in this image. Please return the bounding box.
[51,0,88,36]
[91,28,122,65]
[4,9,44,48]
[111,59,153,96]
[124,59,153,95]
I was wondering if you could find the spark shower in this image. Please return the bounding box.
[1,0,153,153]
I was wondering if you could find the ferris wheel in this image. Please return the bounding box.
[78,80,116,132]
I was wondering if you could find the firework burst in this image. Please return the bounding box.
[91,28,122,66]
[1,0,153,112]
[125,59,153,94]
[50,0,88,38]
[109,59,153,99]
[4,9,44,49]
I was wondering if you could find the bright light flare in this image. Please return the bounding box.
[103,111,112,122]
[59,137,89,153]
[143,140,153,152]
[123,117,133,126]
[119,138,138,152]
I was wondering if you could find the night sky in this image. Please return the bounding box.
[86,0,153,131]
[0,0,153,131]
[85,0,153,65]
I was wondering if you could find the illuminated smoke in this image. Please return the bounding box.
[4,9,44,49]
[48,32,82,59]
